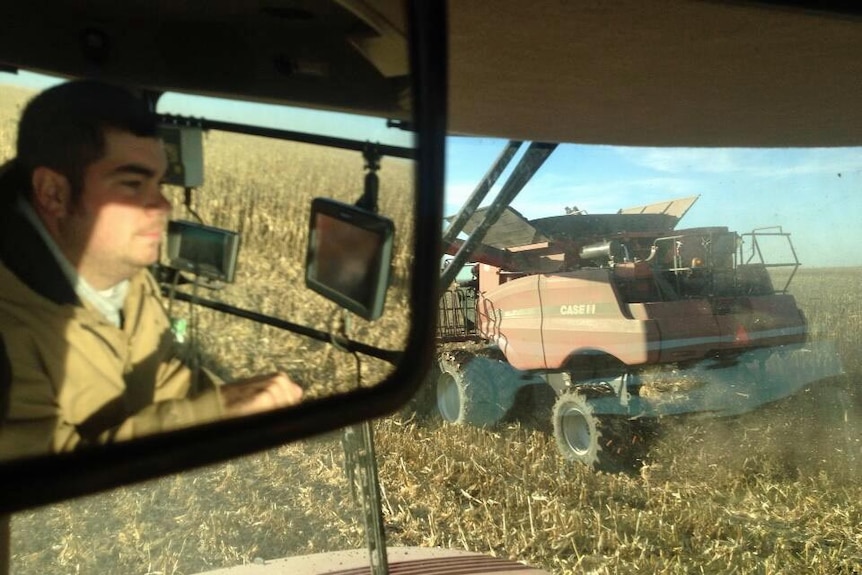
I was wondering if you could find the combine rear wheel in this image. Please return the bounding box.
[436,353,518,427]
[552,391,652,472]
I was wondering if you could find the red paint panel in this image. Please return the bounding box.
[539,271,657,368]
[712,294,806,351]
[480,270,661,370]
[637,300,721,362]
[478,268,806,373]
[478,275,544,369]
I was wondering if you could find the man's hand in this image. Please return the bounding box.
[220,372,303,417]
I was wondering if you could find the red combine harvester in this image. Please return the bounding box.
[425,143,841,472]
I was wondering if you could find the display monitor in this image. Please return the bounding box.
[164,220,240,283]
[305,198,394,321]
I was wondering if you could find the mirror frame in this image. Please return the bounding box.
[0,0,446,514]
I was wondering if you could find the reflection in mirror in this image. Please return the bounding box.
[152,110,415,402]
[305,198,395,321]
[164,220,241,283]
[0,76,415,462]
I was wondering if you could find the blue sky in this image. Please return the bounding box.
[4,71,861,267]
[446,139,862,267]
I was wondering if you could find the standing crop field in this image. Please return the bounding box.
[3,86,862,575]
[153,127,416,399]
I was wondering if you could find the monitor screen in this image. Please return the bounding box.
[165,220,240,283]
[305,199,394,320]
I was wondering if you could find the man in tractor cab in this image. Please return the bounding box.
[0,80,303,459]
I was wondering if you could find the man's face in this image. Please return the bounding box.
[57,128,170,289]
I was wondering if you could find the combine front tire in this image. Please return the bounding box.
[552,391,652,472]
[436,353,516,427]
[553,392,601,466]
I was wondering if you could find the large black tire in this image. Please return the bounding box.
[552,391,653,473]
[435,352,519,427]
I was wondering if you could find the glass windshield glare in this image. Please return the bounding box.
[8,136,862,573]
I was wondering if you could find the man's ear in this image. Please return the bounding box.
[31,167,72,218]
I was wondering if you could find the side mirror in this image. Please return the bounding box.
[0,0,446,514]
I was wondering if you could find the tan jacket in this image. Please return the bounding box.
[0,261,224,459]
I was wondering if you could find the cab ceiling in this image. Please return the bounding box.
[0,0,411,119]
[447,0,862,146]
[0,1,860,147]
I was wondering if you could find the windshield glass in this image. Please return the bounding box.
[7,127,861,572]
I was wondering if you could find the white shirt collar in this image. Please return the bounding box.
[17,197,129,327]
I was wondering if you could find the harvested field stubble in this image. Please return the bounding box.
[2,87,862,574]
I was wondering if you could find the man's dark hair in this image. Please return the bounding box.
[15,80,159,202]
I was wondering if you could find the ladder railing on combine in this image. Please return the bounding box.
[738,226,800,293]
[437,287,480,341]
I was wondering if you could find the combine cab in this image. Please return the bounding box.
[428,190,841,472]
